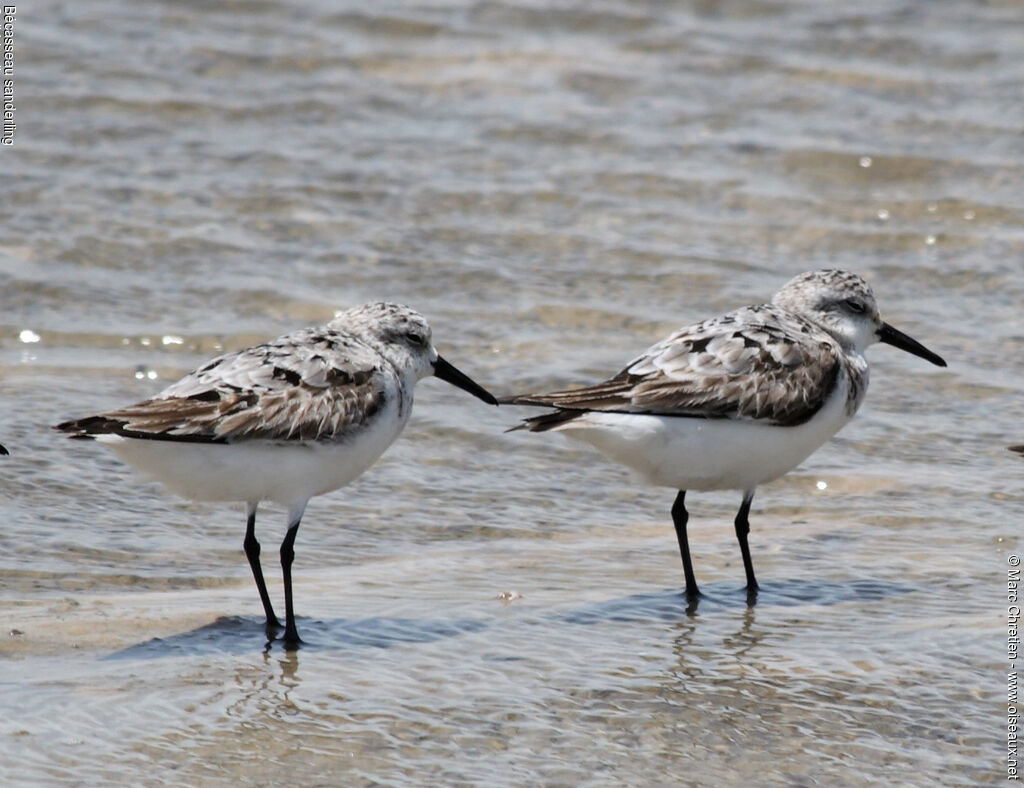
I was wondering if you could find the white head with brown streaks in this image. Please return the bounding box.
[772,269,946,367]
[329,302,498,403]
[331,302,437,379]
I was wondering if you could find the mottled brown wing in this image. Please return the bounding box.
[504,307,842,427]
[55,326,395,443]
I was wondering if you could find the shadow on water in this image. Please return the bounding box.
[561,577,917,625]
[105,614,490,659]
[103,579,915,659]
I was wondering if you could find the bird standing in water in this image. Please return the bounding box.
[56,303,497,647]
[502,270,947,601]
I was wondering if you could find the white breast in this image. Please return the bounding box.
[549,370,857,492]
[97,392,410,507]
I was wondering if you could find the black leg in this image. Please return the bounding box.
[243,503,281,633]
[671,490,700,599]
[280,514,303,648]
[734,490,759,600]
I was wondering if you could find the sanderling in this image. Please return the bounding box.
[55,302,497,647]
[502,269,946,600]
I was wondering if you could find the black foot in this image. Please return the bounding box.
[264,617,283,639]
[745,583,759,606]
[282,622,303,650]
[265,626,303,651]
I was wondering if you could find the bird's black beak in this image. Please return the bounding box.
[877,322,947,367]
[433,355,499,405]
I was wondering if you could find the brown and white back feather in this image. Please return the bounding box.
[504,304,857,430]
[56,326,398,444]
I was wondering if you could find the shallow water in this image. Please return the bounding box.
[1,0,1020,784]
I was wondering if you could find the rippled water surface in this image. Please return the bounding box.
[2,0,1020,784]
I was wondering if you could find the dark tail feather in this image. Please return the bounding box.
[497,394,552,407]
[1010,445,1024,456]
[506,409,583,433]
[0,443,7,455]
[53,415,122,439]
[500,393,589,433]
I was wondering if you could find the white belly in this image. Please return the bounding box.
[97,406,409,507]
[551,384,853,492]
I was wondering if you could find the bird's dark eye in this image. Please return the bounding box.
[405,330,427,347]
[844,299,866,314]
